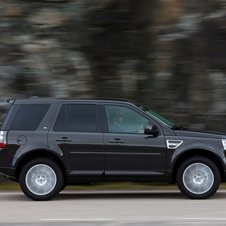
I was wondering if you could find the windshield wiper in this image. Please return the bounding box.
[172,125,189,130]
[180,125,189,130]
[172,125,181,130]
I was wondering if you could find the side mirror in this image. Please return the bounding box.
[145,124,159,135]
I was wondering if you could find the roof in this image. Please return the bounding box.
[8,96,139,106]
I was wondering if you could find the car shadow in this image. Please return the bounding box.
[1,190,226,201]
[53,190,226,201]
[55,190,185,200]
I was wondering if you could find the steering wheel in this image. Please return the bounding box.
[138,122,147,134]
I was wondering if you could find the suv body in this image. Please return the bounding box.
[0,97,226,200]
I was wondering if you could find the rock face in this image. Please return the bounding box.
[0,0,226,133]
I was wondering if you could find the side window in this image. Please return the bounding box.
[105,105,149,134]
[54,104,97,132]
[67,104,96,132]
[10,104,50,131]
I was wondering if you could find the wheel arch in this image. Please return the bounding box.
[171,149,225,183]
[14,150,66,183]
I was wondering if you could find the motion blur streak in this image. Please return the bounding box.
[0,1,226,183]
[0,190,226,225]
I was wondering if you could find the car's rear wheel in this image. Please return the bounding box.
[19,158,63,201]
[176,156,220,199]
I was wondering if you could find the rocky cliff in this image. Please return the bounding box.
[0,0,226,132]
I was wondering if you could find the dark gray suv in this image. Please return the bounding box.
[0,97,226,200]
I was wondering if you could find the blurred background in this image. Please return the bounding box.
[1,0,226,136]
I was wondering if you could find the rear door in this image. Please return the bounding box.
[48,102,104,178]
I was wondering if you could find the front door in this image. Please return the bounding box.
[102,104,167,180]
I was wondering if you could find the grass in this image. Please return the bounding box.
[1,181,226,191]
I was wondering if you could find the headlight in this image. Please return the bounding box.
[221,139,226,150]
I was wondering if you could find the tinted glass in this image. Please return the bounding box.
[10,104,50,131]
[54,104,66,131]
[1,105,20,131]
[138,105,175,128]
[68,104,97,132]
[105,105,149,134]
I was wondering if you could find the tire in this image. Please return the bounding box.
[176,156,220,199]
[19,158,64,201]
[61,183,67,192]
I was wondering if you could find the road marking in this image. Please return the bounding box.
[180,218,226,220]
[40,218,113,222]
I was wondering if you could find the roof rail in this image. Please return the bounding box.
[30,96,39,99]
[7,99,16,104]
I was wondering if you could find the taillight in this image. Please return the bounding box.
[0,131,7,148]
[0,143,6,148]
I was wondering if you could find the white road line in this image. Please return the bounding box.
[180,218,226,220]
[40,218,114,222]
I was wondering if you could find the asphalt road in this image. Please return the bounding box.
[0,189,226,225]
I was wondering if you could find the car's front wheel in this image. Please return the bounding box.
[176,156,220,199]
[19,158,63,201]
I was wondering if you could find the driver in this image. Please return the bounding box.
[108,108,144,133]
[108,108,124,133]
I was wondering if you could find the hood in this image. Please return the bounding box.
[174,129,226,139]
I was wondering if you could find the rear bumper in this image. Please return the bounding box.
[0,148,14,166]
[0,167,16,178]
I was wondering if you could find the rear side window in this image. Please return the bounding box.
[10,104,50,131]
[68,104,96,132]
[54,104,97,132]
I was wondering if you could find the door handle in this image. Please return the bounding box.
[108,139,124,144]
[56,137,71,142]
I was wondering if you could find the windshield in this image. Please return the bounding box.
[138,105,176,128]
